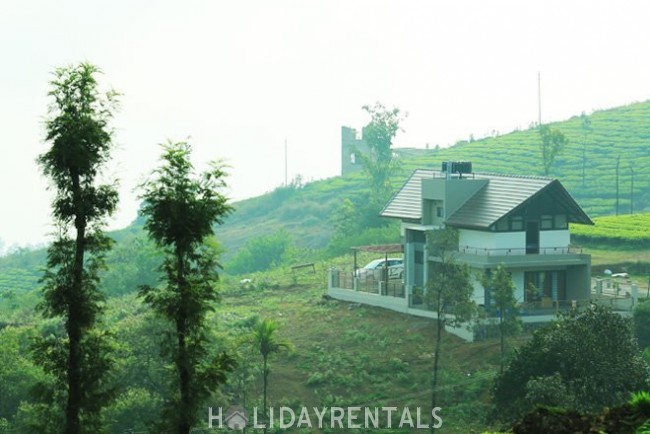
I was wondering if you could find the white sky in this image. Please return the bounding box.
[1,0,650,251]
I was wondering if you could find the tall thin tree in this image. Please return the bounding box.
[426,227,476,433]
[253,318,290,432]
[37,63,120,434]
[481,264,521,372]
[138,141,235,434]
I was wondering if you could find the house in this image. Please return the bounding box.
[380,162,594,311]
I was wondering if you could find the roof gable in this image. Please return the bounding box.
[381,169,593,228]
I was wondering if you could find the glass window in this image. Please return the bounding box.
[496,218,509,231]
[436,206,444,218]
[511,216,523,231]
[555,214,567,229]
[541,215,553,229]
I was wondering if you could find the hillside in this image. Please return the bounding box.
[2,100,650,276]
[218,100,650,253]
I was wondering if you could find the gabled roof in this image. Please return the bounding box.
[381,169,594,228]
[381,169,437,220]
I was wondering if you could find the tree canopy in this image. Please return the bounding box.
[138,141,235,434]
[493,305,650,421]
[358,102,406,219]
[539,125,568,176]
[36,62,120,434]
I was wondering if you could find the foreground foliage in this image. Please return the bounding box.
[493,305,650,422]
[138,141,235,434]
[509,390,650,434]
[35,62,119,434]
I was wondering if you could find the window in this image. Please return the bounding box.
[436,206,444,218]
[511,216,523,231]
[524,271,566,302]
[541,215,553,230]
[496,218,509,231]
[555,214,567,229]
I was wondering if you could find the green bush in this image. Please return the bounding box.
[634,301,650,349]
[226,230,296,275]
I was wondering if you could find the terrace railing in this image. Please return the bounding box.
[458,245,583,256]
[328,269,405,298]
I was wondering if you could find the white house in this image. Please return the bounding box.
[380,163,594,311]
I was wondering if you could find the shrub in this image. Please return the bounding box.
[634,300,650,349]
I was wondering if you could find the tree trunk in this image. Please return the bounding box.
[263,356,268,434]
[430,295,443,434]
[499,307,505,373]
[176,252,191,434]
[66,173,85,434]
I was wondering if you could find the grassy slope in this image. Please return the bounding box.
[214,265,502,433]
[571,213,650,245]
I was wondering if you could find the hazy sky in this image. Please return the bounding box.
[2,0,650,251]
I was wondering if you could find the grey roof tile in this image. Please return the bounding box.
[381,169,592,228]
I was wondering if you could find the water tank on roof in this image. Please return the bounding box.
[442,161,472,175]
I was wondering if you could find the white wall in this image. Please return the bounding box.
[540,230,570,250]
[458,229,525,251]
[459,229,569,253]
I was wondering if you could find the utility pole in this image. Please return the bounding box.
[630,164,635,215]
[616,154,621,216]
[284,139,288,186]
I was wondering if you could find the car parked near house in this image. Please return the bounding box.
[355,258,404,280]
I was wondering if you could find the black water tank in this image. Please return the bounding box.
[442,161,472,174]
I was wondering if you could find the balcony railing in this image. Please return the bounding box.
[457,245,583,256]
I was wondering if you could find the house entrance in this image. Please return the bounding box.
[526,221,539,254]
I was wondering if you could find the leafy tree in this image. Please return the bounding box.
[138,141,236,434]
[253,318,290,431]
[36,63,119,434]
[481,264,522,371]
[0,326,45,423]
[538,125,568,175]
[227,230,295,275]
[357,102,406,225]
[426,227,476,432]
[493,305,650,421]
[101,233,162,297]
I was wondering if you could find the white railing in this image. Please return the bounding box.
[458,245,583,256]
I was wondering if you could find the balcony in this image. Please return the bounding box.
[440,245,590,268]
[458,245,583,256]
